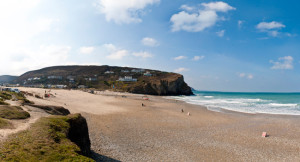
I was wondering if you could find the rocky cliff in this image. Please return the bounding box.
[130,75,193,95]
[68,114,91,157]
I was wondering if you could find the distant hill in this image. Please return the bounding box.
[15,65,193,96]
[0,75,18,83]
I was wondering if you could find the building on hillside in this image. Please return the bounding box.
[78,85,87,89]
[48,76,63,80]
[55,85,67,89]
[131,69,145,73]
[143,71,152,76]
[118,76,137,82]
[121,70,130,73]
[104,71,114,74]
[89,77,97,81]
[67,76,75,80]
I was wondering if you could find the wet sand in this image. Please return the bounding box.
[18,88,300,161]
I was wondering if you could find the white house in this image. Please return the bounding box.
[121,70,130,73]
[143,71,152,76]
[48,76,63,80]
[105,71,114,74]
[131,69,145,73]
[56,85,67,89]
[89,77,97,81]
[78,85,87,89]
[118,76,137,82]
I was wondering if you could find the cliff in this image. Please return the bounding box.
[129,75,193,95]
[15,65,194,96]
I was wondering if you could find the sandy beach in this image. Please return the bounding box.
[17,87,300,161]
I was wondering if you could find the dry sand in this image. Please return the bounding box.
[14,87,300,161]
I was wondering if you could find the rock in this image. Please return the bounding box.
[67,114,91,157]
[130,75,193,96]
[27,104,70,115]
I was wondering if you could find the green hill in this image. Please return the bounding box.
[15,65,193,96]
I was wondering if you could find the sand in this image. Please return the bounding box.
[13,87,300,161]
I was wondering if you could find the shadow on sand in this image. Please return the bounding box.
[91,151,121,162]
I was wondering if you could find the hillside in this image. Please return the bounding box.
[15,65,193,96]
[0,75,18,83]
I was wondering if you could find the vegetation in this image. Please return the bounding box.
[0,117,12,129]
[0,115,94,161]
[0,98,9,105]
[0,92,12,100]
[0,106,30,119]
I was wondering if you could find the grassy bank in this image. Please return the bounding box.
[0,106,30,120]
[0,99,9,105]
[0,114,94,161]
[0,118,12,129]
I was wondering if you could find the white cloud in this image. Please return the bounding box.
[180,5,195,11]
[238,20,244,28]
[238,73,254,79]
[174,67,189,73]
[0,0,63,75]
[256,21,285,30]
[202,1,235,12]
[141,37,159,47]
[94,0,160,24]
[104,44,129,60]
[216,30,225,37]
[79,46,95,54]
[270,56,293,70]
[174,56,187,60]
[170,2,235,32]
[192,56,205,61]
[0,45,71,75]
[247,74,254,79]
[256,21,286,37]
[239,73,246,78]
[133,51,153,58]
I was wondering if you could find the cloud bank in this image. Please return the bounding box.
[170,1,235,32]
[94,0,160,24]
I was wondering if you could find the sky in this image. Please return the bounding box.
[0,0,300,92]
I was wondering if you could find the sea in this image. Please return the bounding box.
[168,90,300,115]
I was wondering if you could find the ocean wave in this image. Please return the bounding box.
[166,94,300,115]
[268,103,298,107]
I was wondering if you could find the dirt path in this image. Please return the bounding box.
[0,101,49,142]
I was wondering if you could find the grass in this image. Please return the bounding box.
[0,106,30,120]
[0,92,12,100]
[0,98,9,105]
[0,114,94,161]
[0,117,12,129]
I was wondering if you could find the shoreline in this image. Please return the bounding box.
[166,95,300,117]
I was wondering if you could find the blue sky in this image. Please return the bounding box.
[0,0,300,92]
